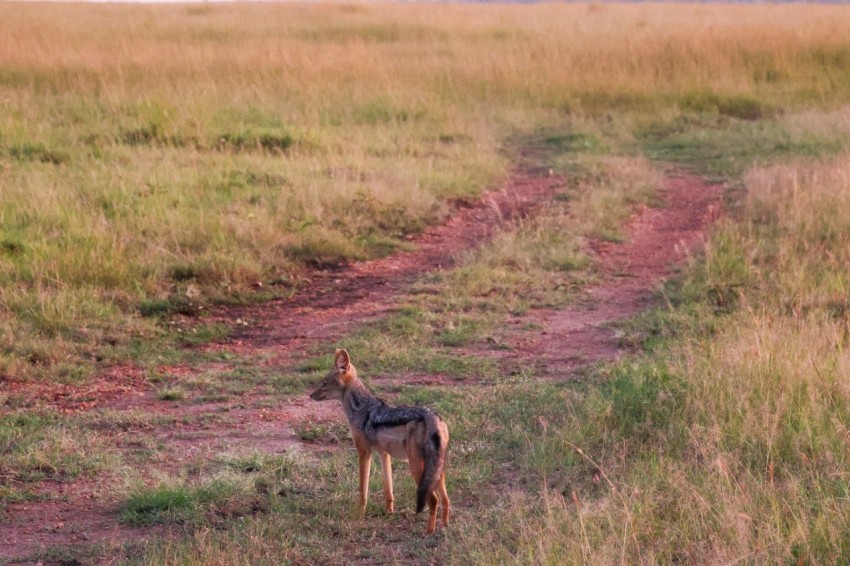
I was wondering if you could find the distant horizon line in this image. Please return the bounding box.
[6,0,847,4]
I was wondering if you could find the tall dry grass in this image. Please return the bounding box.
[4,3,850,103]
[452,153,850,563]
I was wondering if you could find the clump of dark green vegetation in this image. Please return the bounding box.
[121,469,282,527]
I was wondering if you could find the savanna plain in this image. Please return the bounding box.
[2,2,850,564]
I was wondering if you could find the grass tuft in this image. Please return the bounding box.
[120,479,257,526]
[8,142,72,165]
[217,127,295,153]
[678,90,774,120]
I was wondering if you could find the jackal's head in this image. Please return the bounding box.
[309,348,356,401]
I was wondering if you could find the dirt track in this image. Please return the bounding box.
[499,172,722,374]
[209,173,563,359]
[0,169,722,563]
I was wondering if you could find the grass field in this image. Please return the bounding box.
[3,1,850,383]
[2,2,850,563]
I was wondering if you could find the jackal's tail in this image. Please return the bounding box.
[416,412,448,513]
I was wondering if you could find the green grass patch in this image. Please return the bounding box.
[157,387,185,402]
[541,131,608,154]
[678,90,775,120]
[8,142,72,165]
[217,453,294,476]
[138,297,199,318]
[216,127,296,153]
[639,113,844,177]
[171,323,231,347]
[284,231,366,269]
[32,544,109,566]
[121,457,296,527]
[121,480,237,526]
[296,422,347,444]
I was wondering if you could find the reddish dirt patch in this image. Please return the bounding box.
[3,366,149,413]
[143,398,343,457]
[0,479,168,564]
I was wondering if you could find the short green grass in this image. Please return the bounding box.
[638,112,844,178]
[120,475,268,527]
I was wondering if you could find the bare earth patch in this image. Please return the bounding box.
[3,366,150,413]
[0,170,722,563]
[1,479,169,564]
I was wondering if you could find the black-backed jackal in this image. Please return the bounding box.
[310,349,450,534]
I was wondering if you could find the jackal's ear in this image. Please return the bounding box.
[335,349,351,373]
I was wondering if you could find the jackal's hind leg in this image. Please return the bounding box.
[380,452,394,513]
[426,489,439,534]
[438,472,450,526]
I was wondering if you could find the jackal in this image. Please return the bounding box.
[310,349,450,534]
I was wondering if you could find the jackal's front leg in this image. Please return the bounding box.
[380,452,394,513]
[357,447,371,519]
